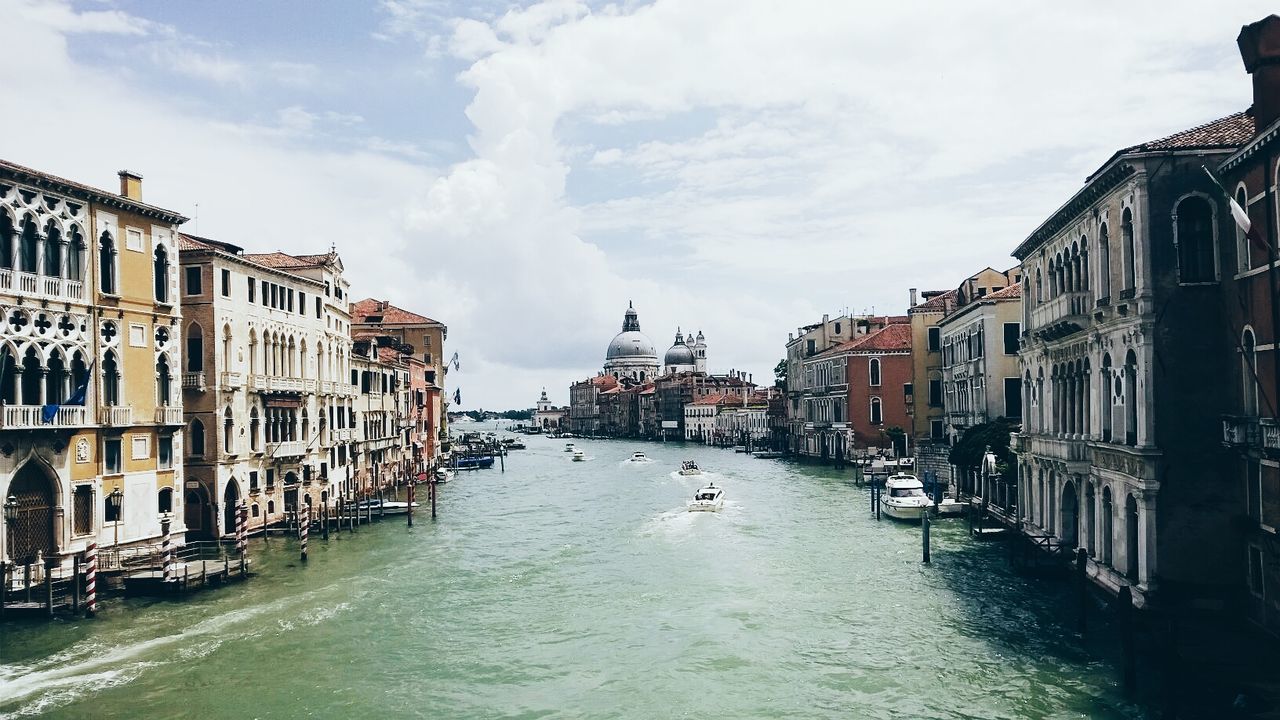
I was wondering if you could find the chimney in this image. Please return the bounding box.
[1239,15,1280,129]
[118,170,143,201]
[909,288,918,307]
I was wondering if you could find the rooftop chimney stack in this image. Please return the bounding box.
[1239,15,1280,129]
[118,170,143,201]
[909,288,918,307]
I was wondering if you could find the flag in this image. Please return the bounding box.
[43,363,93,424]
[1203,166,1270,252]
[453,388,461,406]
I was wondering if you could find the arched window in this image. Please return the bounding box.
[1121,208,1136,291]
[19,218,37,274]
[1098,224,1111,299]
[0,212,13,270]
[154,244,170,303]
[1236,187,1252,272]
[1085,482,1096,556]
[1048,258,1057,297]
[102,349,120,406]
[250,407,260,451]
[158,487,173,514]
[1035,267,1043,304]
[99,232,116,294]
[67,227,85,281]
[157,354,172,406]
[1175,195,1216,283]
[45,350,67,404]
[1100,353,1113,442]
[222,325,233,369]
[189,418,205,457]
[43,221,61,278]
[869,396,883,425]
[1079,240,1089,292]
[301,408,310,442]
[1243,328,1259,416]
[1124,350,1138,446]
[248,330,257,375]
[187,323,204,372]
[868,358,881,386]
[1101,486,1114,565]
[223,407,234,454]
[1125,493,1140,580]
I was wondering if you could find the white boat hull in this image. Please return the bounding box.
[687,499,723,512]
[881,500,930,521]
[678,469,702,476]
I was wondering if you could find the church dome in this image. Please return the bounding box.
[605,304,657,361]
[664,330,696,366]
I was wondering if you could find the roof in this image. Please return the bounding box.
[839,323,912,354]
[985,283,1022,300]
[377,346,408,364]
[0,158,189,224]
[241,251,338,270]
[1118,110,1255,155]
[692,393,729,405]
[351,298,442,326]
[178,232,327,284]
[911,289,955,314]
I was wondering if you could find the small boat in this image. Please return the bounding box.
[880,474,933,521]
[356,499,421,516]
[454,455,495,470]
[678,460,702,476]
[564,443,576,453]
[503,439,527,450]
[733,446,747,453]
[572,449,587,462]
[434,468,454,484]
[753,451,784,459]
[935,497,965,517]
[627,451,651,463]
[688,483,724,512]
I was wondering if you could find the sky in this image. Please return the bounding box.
[0,0,1274,409]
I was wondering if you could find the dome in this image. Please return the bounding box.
[664,330,696,366]
[607,331,657,360]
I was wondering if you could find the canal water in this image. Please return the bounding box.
[2,427,1141,719]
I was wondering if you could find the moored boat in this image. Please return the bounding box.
[454,455,495,470]
[880,474,933,521]
[753,451,784,459]
[678,460,702,476]
[434,468,454,483]
[688,483,724,512]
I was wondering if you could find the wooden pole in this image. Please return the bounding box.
[1076,547,1088,634]
[300,504,309,563]
[1119,586,1136,693]
[407,483,414,528]
[72,554,80,613]
[922,511,931,564]
[44,559,54,617]
[0,561,7,619]
[430,479,437,519]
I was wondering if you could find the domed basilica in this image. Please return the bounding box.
[603,303,706,382]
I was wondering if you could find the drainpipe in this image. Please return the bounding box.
[1264,147,1280,425]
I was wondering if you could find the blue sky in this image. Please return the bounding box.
[2,0,1275,408]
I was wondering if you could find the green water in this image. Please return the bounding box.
[1,428,1139,718]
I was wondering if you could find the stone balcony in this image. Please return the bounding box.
[182,371,206,391]
[99,406,133,427]
[266,377,304,393]
[266,440,307,458]
[155,406,184,425]
[2,404,89,429]
[0,270,85,303]
[220,371,243,390]
[1030,291,1090,341]
[1025,434,1091,473]
[1222,415,1280,455]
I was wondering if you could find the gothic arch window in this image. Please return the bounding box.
[1243,327,1259,416]
[222,325,232,369]
[102,348,121,406]
[157,354,173,406]
[1098,223,1111,299]
[1121,207,1136,291]
[1078,237,1089,292]
[99,231,117,294]
[1175,195,1216,283]
[248,329,257,375]
[1048,258,1057,298]
[67,226,85,281]
[869,358,881,386]
[1101,353,1114,442]
[1101,486,1114,565]
[19,217,37,274]
[223,407,235,454]
[0,211,13,270]
[869,396,883,425]
[1034,267,1043,304]
[190,418,206,457]
[249,406,260,452]
[45,349,67,404]
[301,408,310,442]
[154,244,170,302]
[1124,349,1138,446]
[187,322,204,373]
[43,220,62,278]
[1236,186,1252,272]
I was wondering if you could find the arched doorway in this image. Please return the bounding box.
[223,480,240,536]
[7,461,57,563]
[1060,480,1078,548]
[184,485,211,540]
[1085,482,1096,555]
[1125,493,1140,580]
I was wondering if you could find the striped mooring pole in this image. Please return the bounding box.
[161,515,173,583]
[299,504,309,563]
[236,501,247,556]
[85,542,98,617]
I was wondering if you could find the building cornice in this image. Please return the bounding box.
[0,160,188,225]
[1013,160,1136,259]
[1220,116,1280,174]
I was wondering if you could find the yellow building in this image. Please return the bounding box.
[0,160,186,571]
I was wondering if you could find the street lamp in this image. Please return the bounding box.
[4,493,18,563]
[981,446,998,520]
[107,487,124,552]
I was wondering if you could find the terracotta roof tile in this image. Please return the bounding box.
[178,233,213,251]
[1125,111,1255,153]
[0,158,189,223]
[912,289,956,313]
[351,298,441,326]
[240,251,333,270]
[985,283,1022,300]
[829,323,912,354]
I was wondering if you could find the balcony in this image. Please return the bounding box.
[0,269,86,303]
[99,406,133,426]
[1223,415,1260,448]
[266,377,304,393]
[335,428,354,441]
[249,374,267,391]
[155,406,184,425]
[1030,291,1090,341]
[2,404,89,429]
[340,383,358,397]
[182,371,206,391]
[303,379,317,393]
[1027,434,1091,473]
[266,440,307,458]
[220,371,243,390]
[320,381,337,395]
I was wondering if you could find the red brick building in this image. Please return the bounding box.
[844,323,913,450]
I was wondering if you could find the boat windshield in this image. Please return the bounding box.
[695,492,718,500]
[890,487,926,498]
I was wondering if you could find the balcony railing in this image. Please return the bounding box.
[1027,435,1091,465]
[2,404,89,428]
[320,381,337,395]
[155,406,184,425]
[266,440,307,458]
[0,270,85,303]
[220,371,243,389]
[303,379,317,393]
[182,371,206,391]
[249,374,267,391]
[99,406,133,426]
[1030,291,1090,339]
[1223,415,1262,448]
[266,377,304,393]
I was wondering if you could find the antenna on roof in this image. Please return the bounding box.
[191,202,199,234]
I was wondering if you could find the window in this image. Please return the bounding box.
[1248,460,1263,523]
[102,349,121,406]
[189,419,205,456]
[298,291,306,314]
[1250,545,1266,598]
[126,227,143,252]
[927,327,940,353]
[1244,328,1260,416]
[99,232,117,294]
[186,323,204,372]
[868,358,881,386]
[930,419,944,440]
[157,355,172,405]
[1004,377,1022,419]
[221,268,231,297]
[153,245,170,303]
[159,435,173,469]
[870,397,883,424]
[315,297,322,319]
[73,485,93,536]
[250,471,260,491]
[105,438,122,474]
[260,280,268,305]
[287,288,294,313]
[1236,187,1251,273]
[266,468,276,490]
[158,487,173,514]
[1122,207,1136,291]
[1175,196,1216,283]
[1003,323,1020,355]
[185,266,202,295]
[903,382,913,400]
[928,379,942,407]
[248,276,256,303]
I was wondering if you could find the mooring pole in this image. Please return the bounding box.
[1119,586,1136,693]
[430,479,437,519]
[922,511,931,564]
[300,504,309,563]
[84,544,97,617]
[72,554,81,613]
[407,482,414,528]
[1076,547,1088,634]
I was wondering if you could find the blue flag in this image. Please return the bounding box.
[453,388,461,406]
[42,364,92,424]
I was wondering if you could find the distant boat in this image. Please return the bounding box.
[733,446,747,453]
[356,499,420,516]
[688,483,724,512]
[564,442,576,453]
[434,468,454,483]
[627,451,651,463]
[572,449,587,462]
[679,460,702,476]
[753,451,784,459]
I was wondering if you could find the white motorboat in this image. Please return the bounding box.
[572,449,587,462]
[564,442,576,453]
[434,468,454,484]
[880,474,933,521]
[356,499,420,516]
[688,483,725,512]
[678,460,703,476]
[628,451,651,463]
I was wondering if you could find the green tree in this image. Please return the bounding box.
[883,425,907,457]
[774,358,788,391]
[948,417,1017,482]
